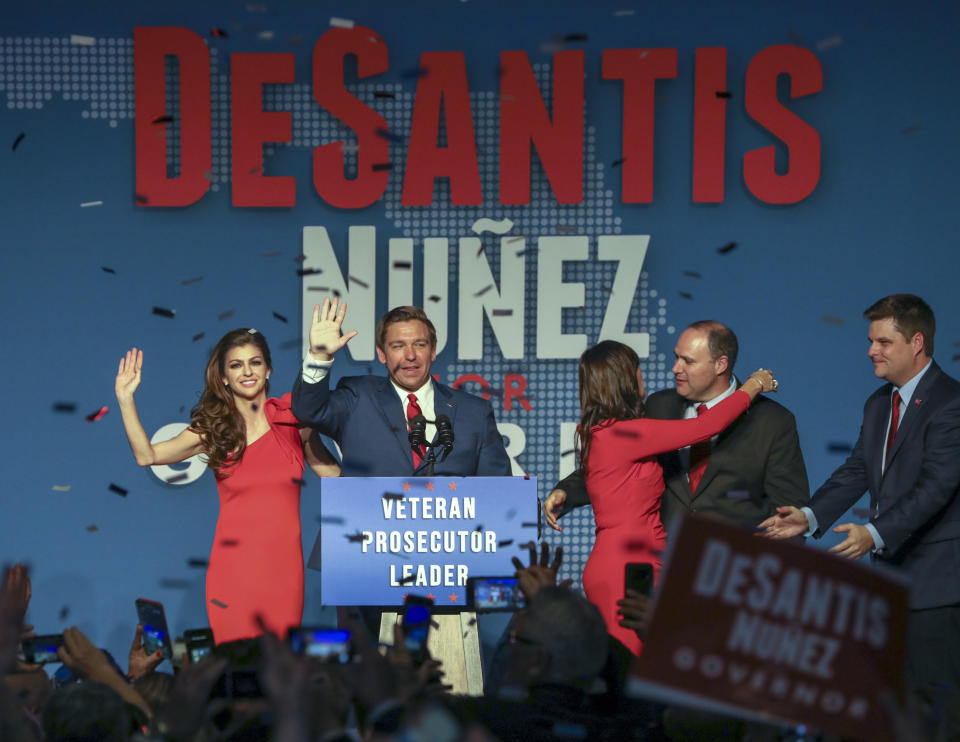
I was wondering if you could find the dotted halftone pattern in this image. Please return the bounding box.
[0,37,676,588]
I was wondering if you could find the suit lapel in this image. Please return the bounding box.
[655,392,696,506]
[374,379,416,464]
[691,408,745,498]
[883,362,941,474]
[433,383,458,444]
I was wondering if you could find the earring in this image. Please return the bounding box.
[224,381,229,387]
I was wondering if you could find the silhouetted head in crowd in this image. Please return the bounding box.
[131,670,174,714]
[43,681,143,742]
[498,586,609,693]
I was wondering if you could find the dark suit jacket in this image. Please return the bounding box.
[556,387,810,534]
[293,373,511,571]
[292,373,511,478]
[810,360,960,610]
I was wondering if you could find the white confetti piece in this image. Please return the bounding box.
[257,30,275,40]
[340,143,359,153]
[614,9,635,15]
[816,35,843,51]
[70,34,96,46]
[80,201,103,208]
[52,485,71,492]
[329,17,354,28]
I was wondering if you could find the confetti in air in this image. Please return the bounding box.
[86,406,109,422]
[152,307,176,318]
[108,483,128,497]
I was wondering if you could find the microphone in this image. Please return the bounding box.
[408,414,428,453]
[435,414,454,462]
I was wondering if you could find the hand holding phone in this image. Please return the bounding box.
[183,627,215,664]
[624,562,654,598]
[135,599,172,661]
[401,595,433,666]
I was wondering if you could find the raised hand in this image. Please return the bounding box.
[511,541,573,600]
[115,348,143,404]
[308,298,358,361]
[127,624,163,681]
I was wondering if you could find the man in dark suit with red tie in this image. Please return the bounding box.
[545,320,810,536]
[762,294,960,695]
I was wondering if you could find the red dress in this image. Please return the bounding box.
[582,390,751,655]
[205,393,305,643]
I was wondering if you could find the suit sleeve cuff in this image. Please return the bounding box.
[801,506,818,537]
[865,522,885,552]
[302,356,333,383]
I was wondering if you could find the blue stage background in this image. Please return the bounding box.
[2,0,959,668]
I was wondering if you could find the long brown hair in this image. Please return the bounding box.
[190,329,272,474]
[576,340,645,472]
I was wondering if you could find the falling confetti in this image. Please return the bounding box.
[717,241,738,254]
[210,28,229,38]
[296,268,323,276]
[816,35,843,51]
[180,276,203,285]
[152,114,174,124]
[491,309,514,316]
[86,406,109,423]
[52,485,71,492]
[715,91,732,99]
[210,598,228,608]
[376,128,404,143]
[611,157,626,167]
[218,309,235,320]
[497,539,514,547]
[272,311,288,323]
[827,442,853,454]
[59,606,70,620]
[108,483,128,497]
[679,291,693,300]
[165,473,188,484]
[473,284,495,297]
[317,516,345,525]
[152,307,176,318]
[899,124,922,135]
[187,558,208,568]
[392,261,412,270]
[427,295,442,303]
[135,194,149,205]
[80,201,103,208]
[70,34,96,46]
[52,402,77,413]
[374,91,396,99]
[86,525,99,533]
[562,33,588,42]
[345,531,367,543]
[329,17,355,28]
[560,448,575,457]
[348,275,370,288]
[382,492,404,501]
[192,332,205,342]
[11,132,25,151]
[401,66,430,79]
[682,270,702,278]
[372,162,392,171]
[291,477,306,486]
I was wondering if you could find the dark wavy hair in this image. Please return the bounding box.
[576,340,645,473]
[190,329,272,474]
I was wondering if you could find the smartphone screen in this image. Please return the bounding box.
[136,598,172,660]
[183,627,214,664]
[21,635,65,664]
[625,562,654,598]
[288,627,351,663]
[466,577,526,611]
[402,595,433,664]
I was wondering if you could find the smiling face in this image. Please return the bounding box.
[221,344,270,401]
[671,328,730,402]
[375,320,436,392]
[868,317,925,387]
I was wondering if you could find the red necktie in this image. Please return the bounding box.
[406,393,426,467]
[688,404,710,493]
[885,391,901,465]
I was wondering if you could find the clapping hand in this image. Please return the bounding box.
[758,506,809,540]
[308,298,358,361]
[115,348,143,404]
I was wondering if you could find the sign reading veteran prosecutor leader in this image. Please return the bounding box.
[319,476,536,606]
[629,514,908,742]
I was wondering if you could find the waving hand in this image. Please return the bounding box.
[308,297,358,361]
[115,348,143,404]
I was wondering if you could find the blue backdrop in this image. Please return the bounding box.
[2,0,958,668]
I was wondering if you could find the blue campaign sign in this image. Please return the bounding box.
[319,477,537,606]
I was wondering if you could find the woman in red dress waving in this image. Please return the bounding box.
[115,329,340,642]
[577,340,776,655]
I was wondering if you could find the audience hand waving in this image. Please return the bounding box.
[511,541,573,600]
[308,297,358,361]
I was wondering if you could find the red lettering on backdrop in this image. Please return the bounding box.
[231,53,295,207]
[504,374,532,411]
[499,51,584,205]
[401,52,482,206]
[451,373,491,401]
[134,27,211,207]
[744,45,822,204]
[692,47,728,203]
[602,49,677,204]
[312,27,389,208]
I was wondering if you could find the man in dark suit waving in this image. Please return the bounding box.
[293,298,511,564]
[761,294,960,694]
[545,321,809,535]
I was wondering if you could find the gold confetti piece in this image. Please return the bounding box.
[329,16,355,28]
[52,485,71,492]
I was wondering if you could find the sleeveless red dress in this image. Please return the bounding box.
[582,390,750,655]
[205,393,305,643]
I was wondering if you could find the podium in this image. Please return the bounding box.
[316,476,537,695]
